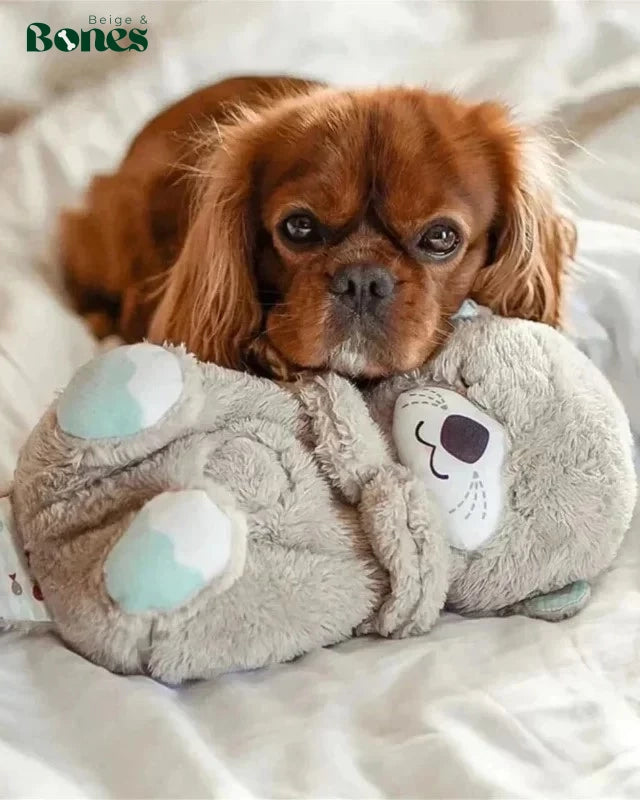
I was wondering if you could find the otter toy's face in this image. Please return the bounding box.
[393,386,507,550]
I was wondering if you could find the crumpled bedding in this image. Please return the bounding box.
[0,1,639,797]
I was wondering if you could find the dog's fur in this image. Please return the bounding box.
[60,75,576,378]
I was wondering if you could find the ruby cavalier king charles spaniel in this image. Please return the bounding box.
[61,75,576,379]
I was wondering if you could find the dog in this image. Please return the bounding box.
[60,75,576,379]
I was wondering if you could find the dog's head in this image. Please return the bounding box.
[150,86,575,378]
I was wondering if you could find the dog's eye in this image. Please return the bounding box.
[417,221,461,259]
[281,213,321,244]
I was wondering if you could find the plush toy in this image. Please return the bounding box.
[3,306,636,683]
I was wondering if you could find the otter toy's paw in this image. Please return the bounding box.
[503,580,591,622]
[57,343,184,440]
[104,489,247,614]
[54,342,205,469]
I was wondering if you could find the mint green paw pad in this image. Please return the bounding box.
[57,343,183,439]
[104,490,234,613]
[518,580,591,622]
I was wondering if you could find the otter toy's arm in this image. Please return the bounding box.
[298,374,450,638]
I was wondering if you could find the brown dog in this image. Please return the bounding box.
[61,75,575,378]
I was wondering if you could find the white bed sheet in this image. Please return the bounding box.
[1,2,639,797]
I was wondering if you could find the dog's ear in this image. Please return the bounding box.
[149,130,262,367]
[472,125,576,327]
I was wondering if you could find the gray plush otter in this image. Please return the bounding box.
[5,307,636,683]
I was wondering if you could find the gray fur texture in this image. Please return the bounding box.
[8,314,636,683]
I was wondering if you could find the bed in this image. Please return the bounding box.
[1,2,639,796]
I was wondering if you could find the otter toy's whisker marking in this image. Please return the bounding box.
[450,477,473,514]
[476,477,487,520]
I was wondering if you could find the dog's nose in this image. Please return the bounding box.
[330,265,395,313]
